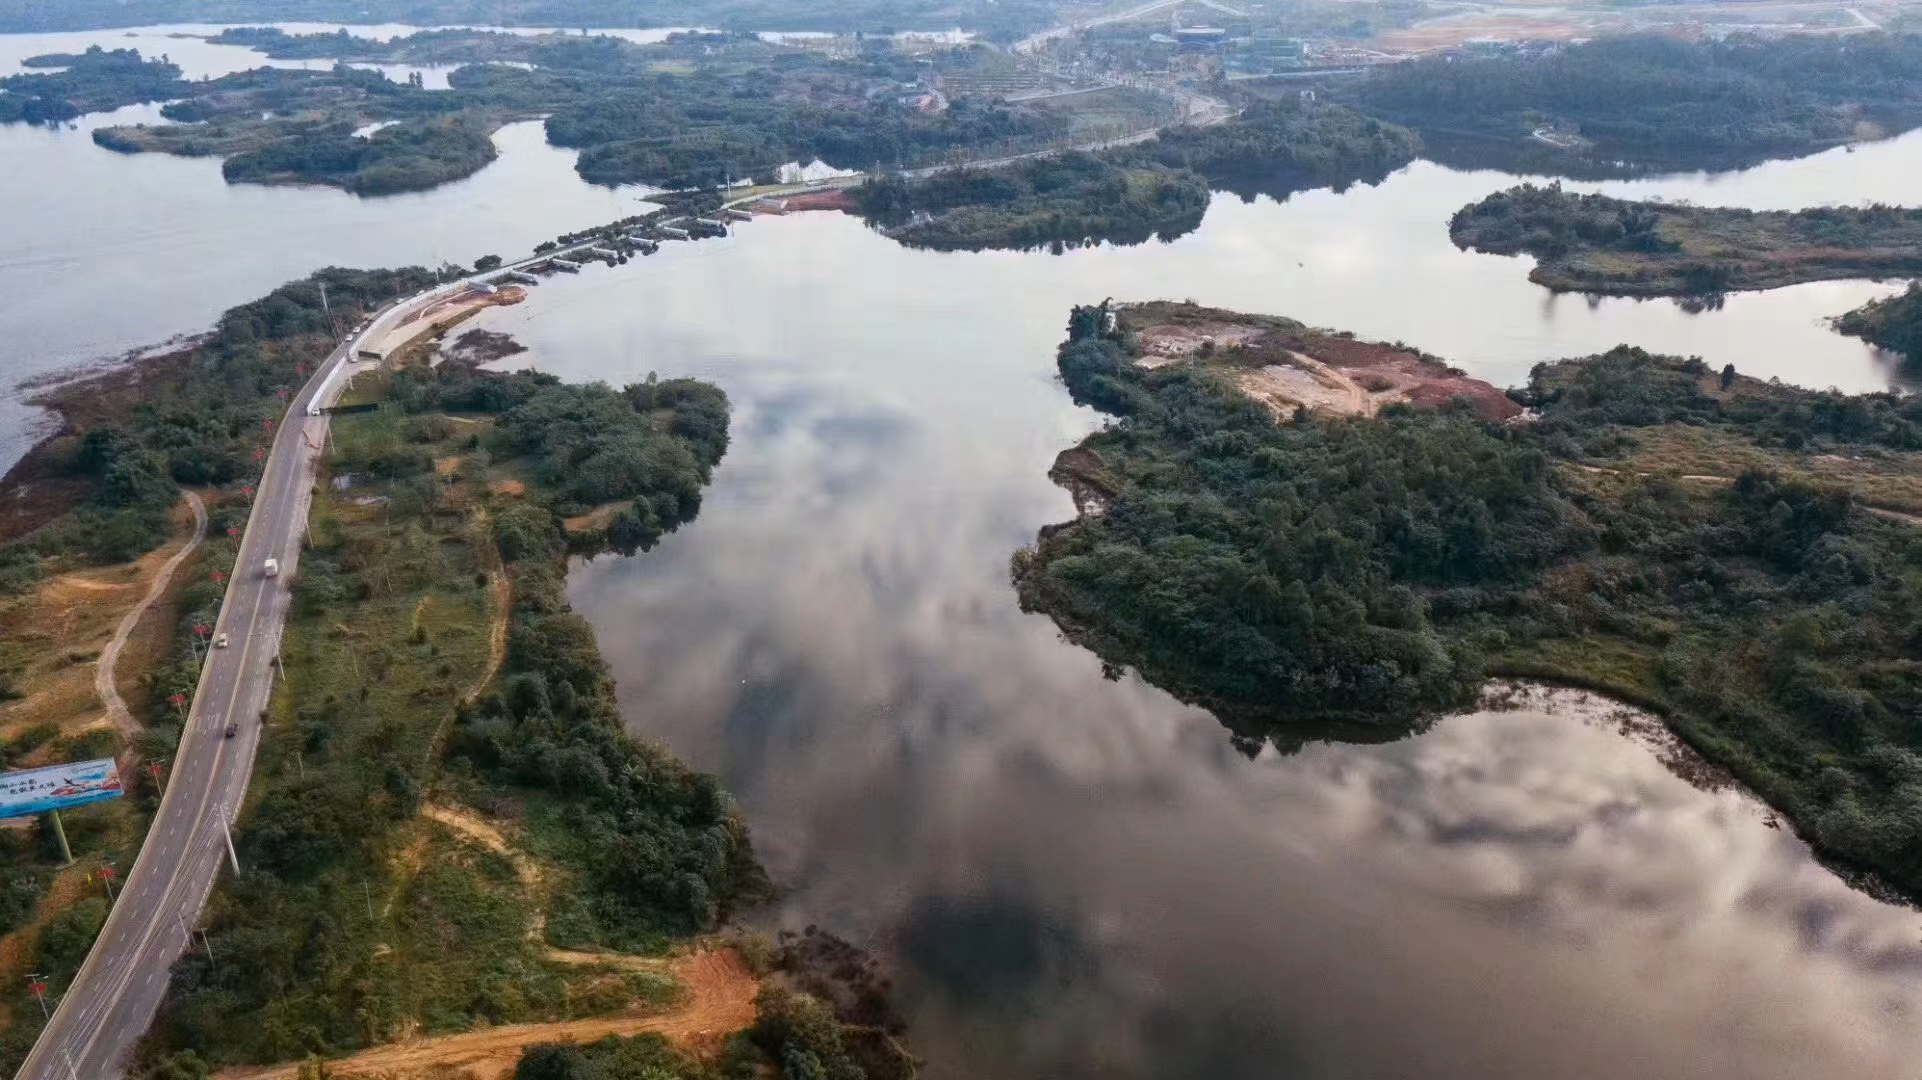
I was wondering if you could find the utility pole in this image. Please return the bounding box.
[98,860,117,904]
[217,804,240,875]
[319,281,335,342]
[363,879,374,920]
[148,758,168,797]
[62,1047,79,1080]
[25,975,48,1020]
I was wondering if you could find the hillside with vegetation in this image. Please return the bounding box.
[1351,33,1922,175]
[0,259,902,1076]
[1122,96,1419,203]
[141,351,762,1065]
[1019,300,1922,901]
[1450,184,1922,295]
[1837,283,1922,368]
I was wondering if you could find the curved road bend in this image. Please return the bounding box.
[13,286,443,1080]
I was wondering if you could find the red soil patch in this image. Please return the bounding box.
[1276,331,1523,422]
[778,190,855,213]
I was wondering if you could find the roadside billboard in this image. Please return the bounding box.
[0,759,123,818]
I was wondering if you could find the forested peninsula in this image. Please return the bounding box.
[1837,283,1922,368]
[1450,185,1922,295]
[1019,300,1922,902]
[0,267,907,1079]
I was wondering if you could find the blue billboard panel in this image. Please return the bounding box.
[0,759,123,818]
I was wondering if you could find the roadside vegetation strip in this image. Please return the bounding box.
[94,491,205,738]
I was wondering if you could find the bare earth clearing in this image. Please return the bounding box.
[1122,303,1522,421]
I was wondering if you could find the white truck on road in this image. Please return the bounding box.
[263,558,280,578]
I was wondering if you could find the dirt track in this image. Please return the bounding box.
[215,808,757,1079]
[214,948,758,1080]
[95,490,208,736]
[419,805,672,973]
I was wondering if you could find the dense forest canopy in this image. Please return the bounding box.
[121,280,758,1067]
[1020,302,1922,900]
[1451,183,1922,295]
[1351,32,1922,174]
[221,113,500,194]
[852,152,1210,252]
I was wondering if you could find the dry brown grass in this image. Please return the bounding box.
[1612,425,1922,514]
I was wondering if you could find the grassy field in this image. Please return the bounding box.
[147,400,700,1063]
[1590,422,1922,514]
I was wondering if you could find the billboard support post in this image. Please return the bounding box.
[46,810,71,867]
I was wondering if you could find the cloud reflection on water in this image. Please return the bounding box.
[470,182,1922,1079]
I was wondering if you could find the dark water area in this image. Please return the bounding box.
[4,29,1922,1071]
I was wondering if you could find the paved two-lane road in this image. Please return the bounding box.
[13,287,441,1080]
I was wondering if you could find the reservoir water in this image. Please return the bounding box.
[3,27,1921,1077]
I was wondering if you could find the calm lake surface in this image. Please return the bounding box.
[3,31,1922,1075]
